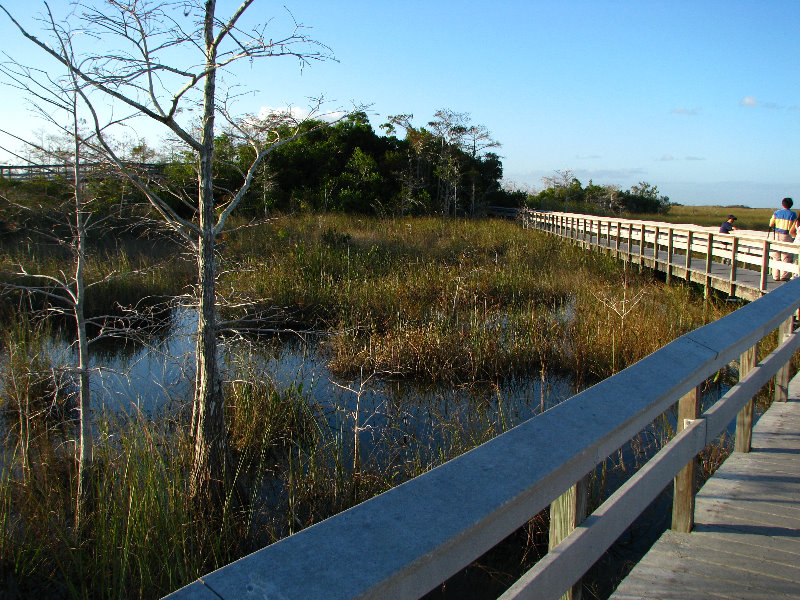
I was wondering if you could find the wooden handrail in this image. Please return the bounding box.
[165,271,800,598]
[521,209,799,299]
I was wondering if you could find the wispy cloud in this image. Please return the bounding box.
[740,96,790,110]
[740,96,758,107]
[685,156,704,161]
[671,107,700,116]
[659,154,675,161]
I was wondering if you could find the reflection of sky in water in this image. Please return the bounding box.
[22,306,577,447]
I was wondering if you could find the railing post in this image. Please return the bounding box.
[666,228,674,283]
[653,226,660,264]
[774,315,794,402]
[626,223,633,263]
[735,344,758,453]
[595,219,601,250]
[549,476,589,600]
[704,233,713,299]
[614,221,621,258]
[639,224,645,269]
[760,240,769,291]
[685,230,693,271]
[672,385,701,533]
[729,236,738,289]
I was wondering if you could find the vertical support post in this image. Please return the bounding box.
[626,223,633,263]
[596,219,601,251]
[653,226,660,265]
[549,476,589,600]
[704,233,713,299]
[685,230,693,271]
[735,344,758,453]
[667,228,674,283]
[639,224,645,267]
[760,241,769,291]
[672,385,701,533]
[729,236,738,285]
[774,315,793,402]
[614,221,621,258]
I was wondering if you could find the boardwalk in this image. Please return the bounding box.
[611,375,800,599]
[522,210,799,301]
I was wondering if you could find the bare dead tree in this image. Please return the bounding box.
[0,0,355,509]
[542,168,576,211]
[464,123,500,216]
[428,109,470,216]
[0,31,142,530]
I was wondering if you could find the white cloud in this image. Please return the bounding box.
[659,154,675,161]
[671,108,700,116]
[740,96,758,107]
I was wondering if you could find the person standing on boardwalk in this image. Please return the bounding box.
[719,215,738,264]
[769,197,796,281]
[719,215,738,234]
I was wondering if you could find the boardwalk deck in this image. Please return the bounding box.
[610,375,800,600]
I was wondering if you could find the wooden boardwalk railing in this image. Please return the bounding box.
[164,273,800,598]
[521,209,798,301]
[0,162,165,181]
[610,379,800,599]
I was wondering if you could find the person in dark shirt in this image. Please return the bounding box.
[719,215,738,234]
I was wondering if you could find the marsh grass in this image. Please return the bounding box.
[224,214,733,386]
[2,212,790,598]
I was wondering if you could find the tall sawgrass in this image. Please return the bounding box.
[223,214,733,386]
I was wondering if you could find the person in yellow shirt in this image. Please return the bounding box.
[769,197,796,281]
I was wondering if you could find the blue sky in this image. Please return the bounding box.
[1,0,797,207]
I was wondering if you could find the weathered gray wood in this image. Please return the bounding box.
[735,344,757,453]
[774,315,793,402]
[548,476,589,600]
[671,386,701,533]
[610,385,800,600]
[501,418,708,600]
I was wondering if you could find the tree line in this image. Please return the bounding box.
[518,168,671,215]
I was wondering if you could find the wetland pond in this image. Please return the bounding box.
[8,304,744,599]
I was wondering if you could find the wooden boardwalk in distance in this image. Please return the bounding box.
[611,374,800,600]
[521,210,798,301]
